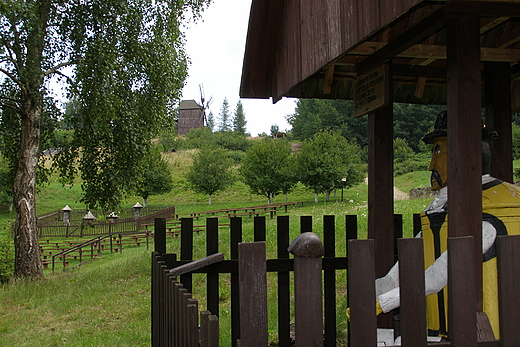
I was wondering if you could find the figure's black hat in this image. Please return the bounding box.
[422,110,498,144]
[422,111,447,144]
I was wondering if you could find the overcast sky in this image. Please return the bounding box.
[181,0,296,136]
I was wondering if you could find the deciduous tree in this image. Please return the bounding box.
[186,148,234,205]
[296,130,364,202]
[240,139,297,203]
[137,148,174,207]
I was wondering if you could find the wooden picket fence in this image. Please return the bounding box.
[151,215,520,346]
[152,251,219,347]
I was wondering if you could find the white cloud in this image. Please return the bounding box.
[181,0,295,136]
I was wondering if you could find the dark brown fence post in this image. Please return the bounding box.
[180,218,193,292]
[413,213,421,237]
[206,217,220,317]
[289,232,324,347]
[398,238,427,347]
[393,214,403,262]
[199,312,219,347]
[497,234,520,345]
[238,242,268,347]
[151,252,160,347]
[346,215,358,242]
[277,215,291,347]
[345,214,357,347]
[187,298,199,347]
[300,216,312,233]
[348,239,377,346]
[323,215,336,347]
[448,236,477,347]
[230,217,242,347]
[254,216,266,241]
[154,218,166,254]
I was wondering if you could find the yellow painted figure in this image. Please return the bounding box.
[374,111,520,339]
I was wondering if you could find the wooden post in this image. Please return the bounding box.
[448,236,477,347]
[399,238,427,347]
[238,242,268,347]
[206,217,220,317]
[187,298,199,347]
[289,232,324,347]
[368,97,394,329]
[497,235,520,345]
[484,62,513,183]
[180,218,194,292]
[200,311,219,347]
[323,215,336,347]
[230,217,242,347]
[154,218,166,254]
[277,215,291,347]
[368,101,394,279]
[300,215,312,233]
[348,239,377,346]
[446,11,483,311]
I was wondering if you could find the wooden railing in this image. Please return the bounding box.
[36,206,174,237]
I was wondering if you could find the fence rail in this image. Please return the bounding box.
[151,214,520,346]
[36,206,174,237]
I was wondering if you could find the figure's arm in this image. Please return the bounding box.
[377,221,496,314]
[375,261,399,297]
[375,231,423,297]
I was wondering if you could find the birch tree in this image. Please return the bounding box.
[0,0,210,279]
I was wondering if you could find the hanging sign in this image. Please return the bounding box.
[353,64,390,118]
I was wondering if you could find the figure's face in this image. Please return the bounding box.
[429,137,448,191]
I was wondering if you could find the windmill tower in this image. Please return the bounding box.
[177,85,212,136]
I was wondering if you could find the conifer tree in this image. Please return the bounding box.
[232,100,248,135]
[206,111,215,131]
[218,98,231,132]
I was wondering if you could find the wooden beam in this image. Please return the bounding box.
[480,17,509,35]
[445,1,520,17]
[350,42,520,62]
[415,36,436,99]
[323,65,335,94]
[393,64,446,79]
[356,8,446,73]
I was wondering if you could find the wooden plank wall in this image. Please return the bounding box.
[271,0,420,100]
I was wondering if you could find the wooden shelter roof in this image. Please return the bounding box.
[240,0,520,106]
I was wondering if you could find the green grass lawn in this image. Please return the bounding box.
[0,247,151,347]
[0,159,435,346]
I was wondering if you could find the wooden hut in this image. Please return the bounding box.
[240,0,520,327]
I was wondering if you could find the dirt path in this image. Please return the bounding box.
[364,177,409,201]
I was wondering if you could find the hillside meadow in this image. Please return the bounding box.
[0,150,435,346]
